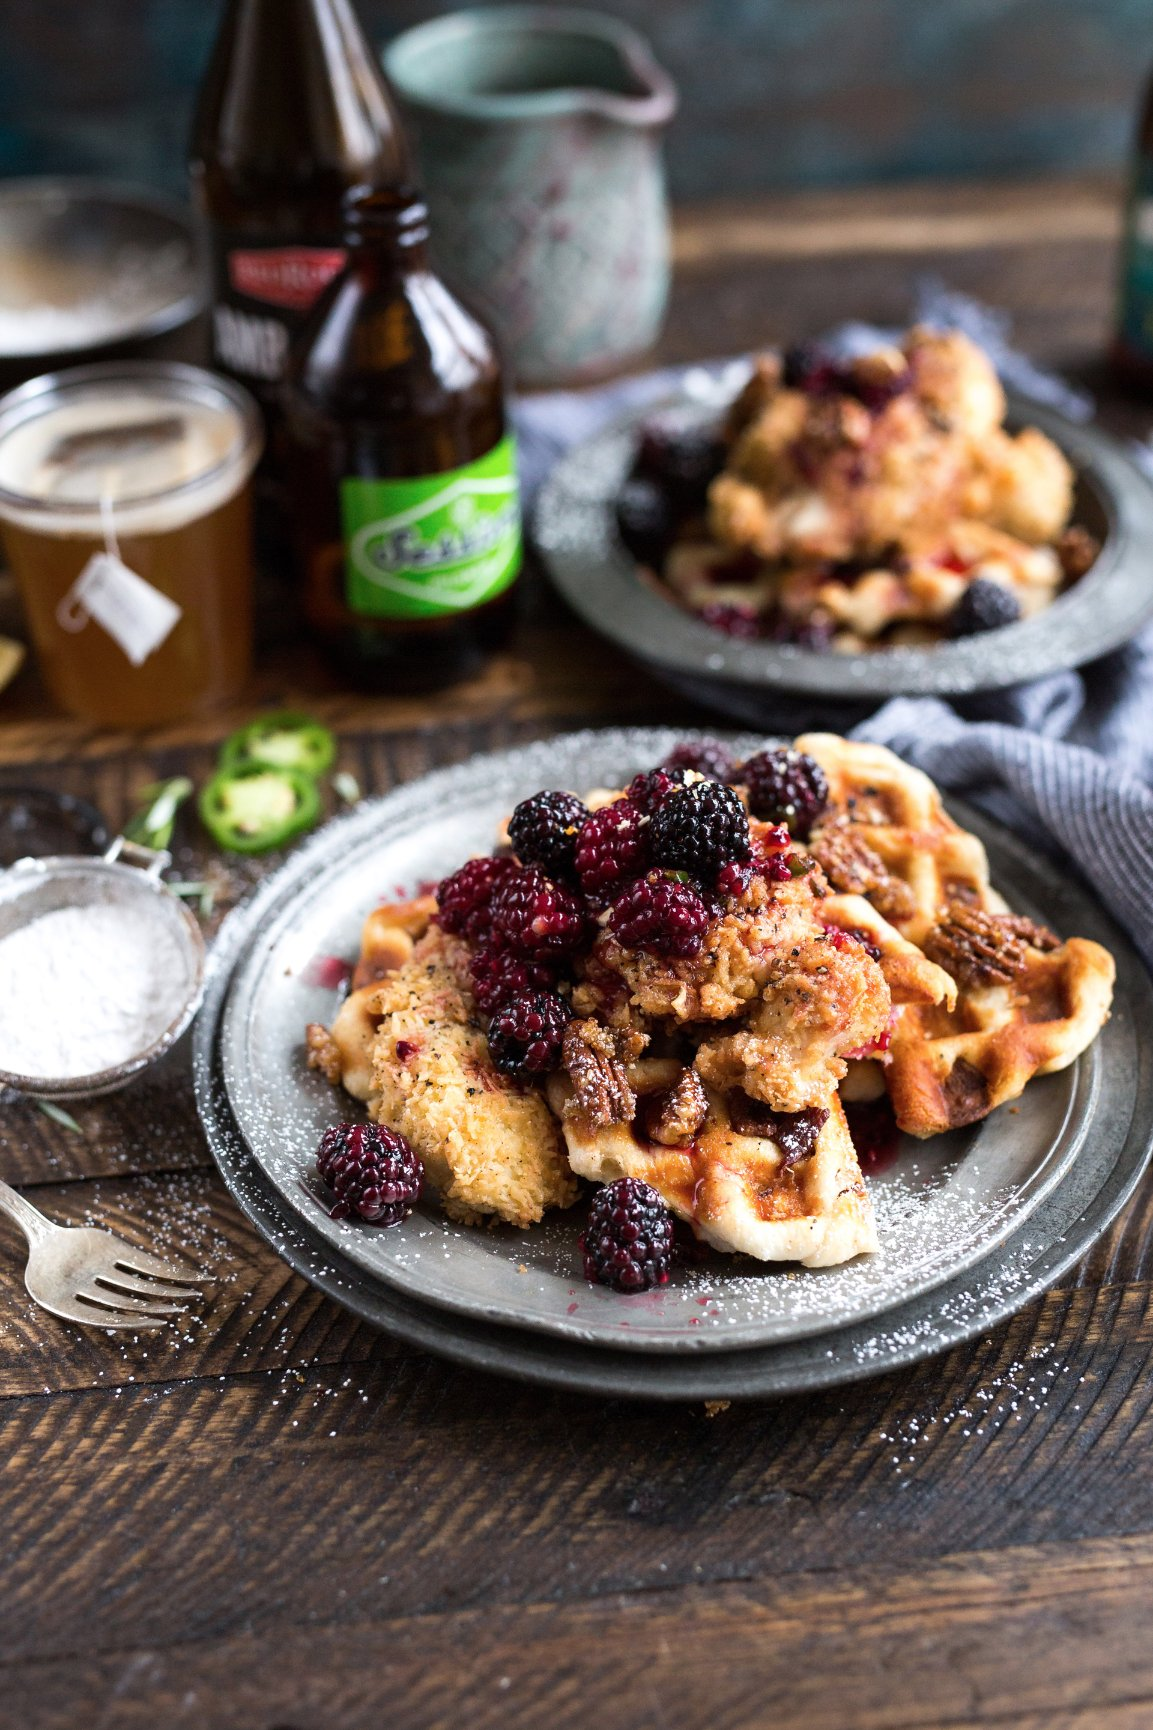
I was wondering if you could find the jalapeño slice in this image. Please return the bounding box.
[199,762,321,855]
[220,711,337,778]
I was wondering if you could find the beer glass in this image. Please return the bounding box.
[0,361,261,726]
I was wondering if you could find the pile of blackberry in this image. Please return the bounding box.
[429,738,832,1083]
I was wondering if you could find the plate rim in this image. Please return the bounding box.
[533,389,1153,699]
[192,727,1153,1371]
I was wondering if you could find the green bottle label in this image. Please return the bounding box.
[1119,160,1153,360]
[341,435,521,620]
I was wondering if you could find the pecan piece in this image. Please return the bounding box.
[922,903,1059,988]
[1056,525,1099,582]
[727,1095,830,1169]
[561,1018,646,1130]
[639,1067,708,1147]
[809,819,916,923]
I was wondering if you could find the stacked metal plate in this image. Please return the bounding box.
[193,731,1153,1400]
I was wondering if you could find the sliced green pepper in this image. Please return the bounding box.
[199,761,321,855]
[220,711,337,778]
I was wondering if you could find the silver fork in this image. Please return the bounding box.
[0,1179,205,1330]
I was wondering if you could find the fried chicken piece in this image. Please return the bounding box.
[904,326,1005,437]
[369,926,576,1227]
[693,927,889,1111]
[963,426,1073,545]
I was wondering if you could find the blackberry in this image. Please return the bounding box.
[741,747,829,839]
[315,1122,423,1224]
[487,990,571,1078]
[615,476,677,567]
[574,800,650,901]
[945,578,1022,639]
[781,341,842,395]
[662,738,739,782]
[580,1177,675,1293]
[626,765,687,815]
[610,871,710,958]
[696,601,761,639]
[490,865,587,960]
[634,416,726,509]
[649,779,751,878]
[508,789,588,878]
[469,936,557,1013]
[436,854,518,942]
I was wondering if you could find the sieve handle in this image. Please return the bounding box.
[103,836,170,880]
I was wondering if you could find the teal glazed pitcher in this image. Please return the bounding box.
[383,6,677,387]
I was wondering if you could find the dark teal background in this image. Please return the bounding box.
[0,0,1147,199]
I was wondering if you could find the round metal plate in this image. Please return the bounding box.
[533,393,1153,707]
[193,729,1150,1364]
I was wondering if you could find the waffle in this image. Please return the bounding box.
[796,735,1115,1135]
[549,1060,876,1267]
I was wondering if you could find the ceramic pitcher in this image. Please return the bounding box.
[383,6,677,388]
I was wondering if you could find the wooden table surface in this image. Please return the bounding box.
[4,175,1153,1730]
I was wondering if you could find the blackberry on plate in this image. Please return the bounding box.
[634,416,726,509]
[436,854,518,942]
[649,778,751,878]
[470,935,557,1013]
[490,865,587,960]
[781,341,842,395]
[662,738,738,782]
[487,989,571,1077]
[741,747,829,839]
[945,578,1022,639]
[508,789,588,878]
[610,871,710,958]
[615,476,677,568]
[626,765,687,814]
[580,1177,675,1293]
[574,800,650,901]
[315,1122,423,1224]
[696,601,761,639]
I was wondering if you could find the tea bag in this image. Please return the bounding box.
[55,492,182,668]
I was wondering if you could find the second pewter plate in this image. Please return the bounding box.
[207,728,1137,1354]
[533,392,1153,711]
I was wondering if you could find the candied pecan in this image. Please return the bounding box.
[561,1018,646,1129]
[922,903,1059,988]
[809,819,916,923]
[1056,525,1099,582]
[305,1022,343,1086]
[727,1095,830,1169]
[640,1067,708,1147]
[724,353,783,440]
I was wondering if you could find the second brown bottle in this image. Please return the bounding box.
[282,187,521,691]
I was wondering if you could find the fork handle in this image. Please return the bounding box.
[0,1179,54,1248]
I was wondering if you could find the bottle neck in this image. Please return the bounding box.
[341,189,431,272]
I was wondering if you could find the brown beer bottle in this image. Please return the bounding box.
[189,0,412,432]
[1113,66,1153,390]
[281,187,521,690]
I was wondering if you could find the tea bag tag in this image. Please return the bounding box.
[56,553,182,668]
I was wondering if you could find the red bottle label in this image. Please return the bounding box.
[226,247,348,314]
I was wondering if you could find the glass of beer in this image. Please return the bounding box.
[0,361,262,726]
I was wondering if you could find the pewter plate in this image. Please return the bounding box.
[201,729,1126,1355]
[533,392,1153,709]
[195,838,1153,1401]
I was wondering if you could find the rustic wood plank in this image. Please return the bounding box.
[4,1532,1153,1730]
